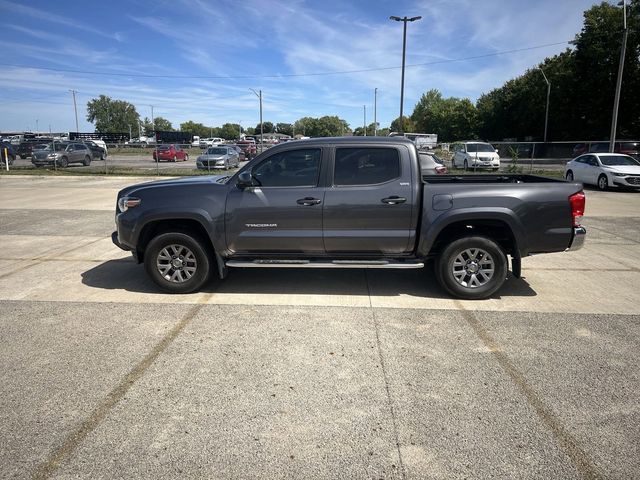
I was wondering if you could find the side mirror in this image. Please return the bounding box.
[237,171,253,189]
[495,149,499,153]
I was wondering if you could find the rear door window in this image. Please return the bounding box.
[334,148,400,186]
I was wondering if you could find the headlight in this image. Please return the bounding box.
[118,196,141,212]
[48,153,59,158]
[612,172,626,177]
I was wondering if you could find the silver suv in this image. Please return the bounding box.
[31,142,92,167]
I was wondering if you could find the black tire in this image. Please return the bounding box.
[436,236,507,300]
[597,174,608,191]
[566,170,574,181]
[144,232,211,294]
[101,153,107,160]
[83,155,91,166]
[224,160,229,170]
[58,156,68,168]
[463,159,469,171]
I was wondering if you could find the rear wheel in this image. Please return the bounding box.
[597,174,608,191]
[144,232,211,294]
[566,170,574,181]
[436,236,507,300]
[83,155,91,166]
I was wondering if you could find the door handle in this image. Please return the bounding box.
[297,197,322,206]
[381,196,407,205]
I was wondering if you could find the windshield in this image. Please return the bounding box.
[207,148,227,155]
[467,143,495,153]
[600,155,640,166]
[619,142,639,150]
[157,145,170,151]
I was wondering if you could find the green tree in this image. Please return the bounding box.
[390,116,415,133]
[86,95,140,133]
[411,89,478,141]
[180,121,213,138]
[276,123,293,136]
[255,121,274,133]
[153,116,173,131]
[219,123,242,140]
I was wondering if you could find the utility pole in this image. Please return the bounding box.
[610,0,628,153]
[150,105,158,176]
[539,68,551,142]
[374,88,378,136]
[250,89,263,150]
[69,89,79,133]
[363,105,367,136]
[390,16,422,134]
[36,119,39,133]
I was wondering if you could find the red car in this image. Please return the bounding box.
[153,144,189,162]
[236,140,257,159]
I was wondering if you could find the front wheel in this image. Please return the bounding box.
[463,160,469,171]
[597,174,608,191]
[566,170,574,181]
[436,236,507,300]
[83,155,91,166]
[58,156,68,168]
[184,154,189,162]
[144,232,211,294]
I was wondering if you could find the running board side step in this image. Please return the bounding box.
[225,259,424,269]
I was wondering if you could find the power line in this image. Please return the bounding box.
[0,41,570,80]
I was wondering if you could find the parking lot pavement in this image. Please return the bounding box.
[0,176,639,479]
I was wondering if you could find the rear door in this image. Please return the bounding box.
[225,147,325,254]
[323,145,416,254]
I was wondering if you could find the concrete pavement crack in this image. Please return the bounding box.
[454,300,604,480]
[31,295,213,480]
[365,270,406,480]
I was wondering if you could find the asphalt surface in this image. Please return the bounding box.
[0,176,638,479]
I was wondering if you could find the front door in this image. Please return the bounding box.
[323,146,416,254]
[225,148,325,254]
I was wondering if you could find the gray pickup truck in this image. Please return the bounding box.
[112,137,586,299]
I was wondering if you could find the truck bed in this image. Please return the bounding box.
[422,174,564,184]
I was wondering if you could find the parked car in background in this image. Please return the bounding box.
[573,141,639,160]
[419,151,447,175]
[84,140,107,160]
[451,141,500,170]
[565,153,640,190]
[237,139,257,159]
[16,140,52,159]
[32,142,92,167]
[153,144,188,162]
[1,141,17,165]
[199,137,225,148]
[223,144,246,161]
[196,146,240,170]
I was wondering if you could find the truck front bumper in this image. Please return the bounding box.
[567,226,586,251]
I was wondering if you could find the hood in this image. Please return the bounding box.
[119,175,231,197]
[198,155,226,160]
[605,165,640,175]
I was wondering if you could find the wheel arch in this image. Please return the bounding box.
[418,210,524,259]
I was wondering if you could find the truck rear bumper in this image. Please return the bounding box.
[567,226,586,251]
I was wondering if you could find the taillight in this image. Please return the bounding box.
[435,165,448,174]
[569,191,585,226]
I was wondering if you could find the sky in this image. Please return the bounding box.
[0,0,601,134]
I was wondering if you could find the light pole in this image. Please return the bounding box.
[363,105,367,136]
[538,67,551,142]
[250,89,263,150]
[390,15,422,134]
[374,88,378,136]
[69,89,79,133]
[610,0,628,153]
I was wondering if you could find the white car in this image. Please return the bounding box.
[565,153,640,190]
[451,141,500,170]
